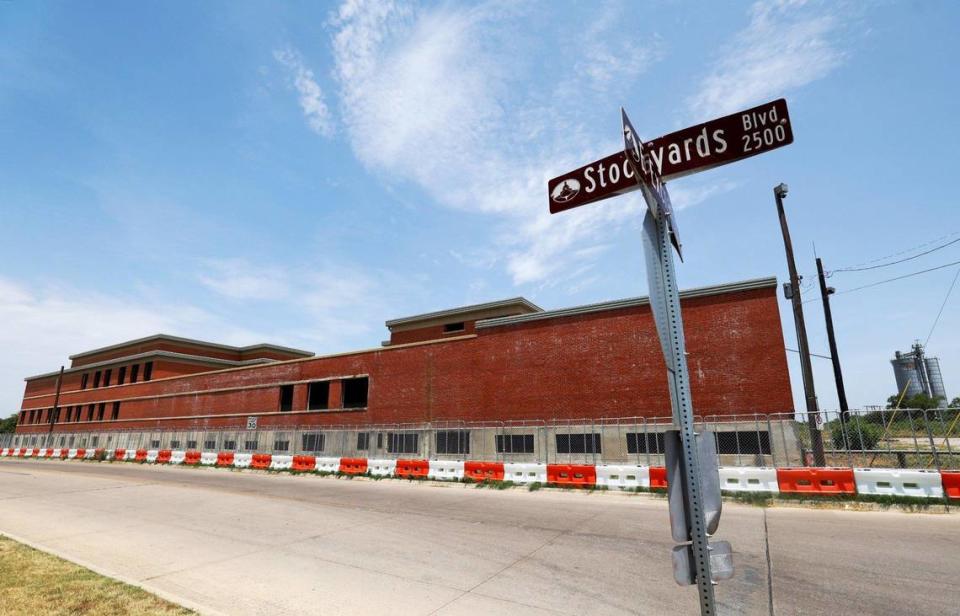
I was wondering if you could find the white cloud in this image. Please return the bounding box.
[329,1,665,286]
[274,47,335,137]
[197,258,290,300]
[688,0,847,118]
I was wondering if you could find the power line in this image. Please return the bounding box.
[924,265,960,347]
[834,258,960,296]
[830,236,960,273]
[829,231,960,273]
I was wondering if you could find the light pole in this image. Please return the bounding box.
[774,184,825,466]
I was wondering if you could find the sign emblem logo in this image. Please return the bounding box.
[550,178,580,203]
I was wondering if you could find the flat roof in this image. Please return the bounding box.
[68,333,314,361]
[26,350,277,381]
[385,297,542,329]
[475,277,778,329]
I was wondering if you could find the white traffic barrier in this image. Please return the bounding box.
[270,455,293,470]
[315,457,339,473]
[595,465,650,489]
[146,450,158,463]
[0,448,8,457]
[200,452,218,466]
[504,462,547,485]
[52,449,63,458]
[169,450,186,464]
[24,448,33,458]
[368,459,397,477]
[719,467,780,493]
[233,453,252,469]
[429,460,464,481]
[124,449,138,461]
[854,468,944,498]
[84,449,97,459]
[67,448,79,459]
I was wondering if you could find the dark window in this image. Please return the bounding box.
[273,439,290,452]
[244,439,258,451]
[714,431,771,455]
[80,373,89,389]
[111,402,120,421]
[91,436,99,446]
[626,433,665,454]
[223,440,236,450]
[69,436,76,447]
[170,440,181,449]
[151,440,160,448]
[87,404,95,421]
[102,369,112,387]
[143,361,153,381]
[496,434,535,454]
[118,366,127,385]
[130,364,140,383]
[377,432,383,449]
[18,411,25,425]
[555,433,601,454]
[436,430,470,455]
[204,439,217,450]
[27,410,34,424]
[59,436,65,446]
[342,377,369,408]
[302,433,325,452]
[357,432,370,451]
[307,381,329,410]
[279,384,294,412]
[443,321,465,333]
[93,371,102,388]
[187,440,197,450]
[386,432,419,454]
[97,403,105,421]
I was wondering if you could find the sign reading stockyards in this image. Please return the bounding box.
[548,98,793,213]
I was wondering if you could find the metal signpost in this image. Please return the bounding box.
[548,98,795,615]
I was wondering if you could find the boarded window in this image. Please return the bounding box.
[626,433,665,454]
[496,434,535,454]
[143,361,153,381]
[357,432,370,451]
[307,381,329,410]
[302,433,325,452]
[436,430,470,455]
[342,377,369,408]
[279,385,294,412]
[386,432,419,454]
[555,433,601,454]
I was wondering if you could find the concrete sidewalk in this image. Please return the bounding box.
[0,460,956,615]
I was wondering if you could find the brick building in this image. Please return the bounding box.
[14,277,792,446]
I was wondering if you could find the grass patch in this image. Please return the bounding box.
[721,490,943,511]
[0,535,194,615]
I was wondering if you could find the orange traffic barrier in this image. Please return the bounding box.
[157,449,172,464]
[135,449,147,462]
[94,448,105,459]
[941,471,960,500]
[216,452,235,467]
[184,450,202,465]
[16,448,25,457]
[396,459,429,478]
[464,461,505,482]
[251,453,272,469]
[547,464,597,487]
[649,466,667,488]
[59,449,69,459]
[32,448,41,457]
[776,467,855,494]
[114,448,126,460]
[339,458,368,474]
[44,448,54,458]
[292,455,316,472]
[76,448,86,458]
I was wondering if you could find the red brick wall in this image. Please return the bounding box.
[389,321,477,345]
[16,285,793,434]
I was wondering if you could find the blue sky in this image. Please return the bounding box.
[2,0,959,416]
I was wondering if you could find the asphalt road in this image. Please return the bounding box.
[0,459,956,616]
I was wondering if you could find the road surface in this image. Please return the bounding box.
[0,459,956,615]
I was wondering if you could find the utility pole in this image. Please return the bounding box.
[774,184,825,466]
[816,258,850,423]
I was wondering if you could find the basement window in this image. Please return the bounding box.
[302,433,325,452]
[118,366,127,385]
[91,436,99,447]
[386,432,419,454]
[443,321,465,333]
[204,438,217,450]
[244,439,258,451]
[151,440,160,449]
[436,430,470,455]
[555,433,601,455]
[143,361,153,381]
[223,440,236,451]
[279,384,294,412]
[170,440,181,449]
[130,364,139,383]
[496,434,535,454]
[273,438,290,452]
[307,381,329,410]
[626,433,665,455]
[713,431,771,455]
[341,377,369,409]
[187,440,197,450]
[357,432,370,451]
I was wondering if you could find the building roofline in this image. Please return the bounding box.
[385,297,543,329]
[25,350,275,381]
[67,333,314,361]
[475,277,778,330]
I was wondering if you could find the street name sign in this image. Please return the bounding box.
[548,98,793,214]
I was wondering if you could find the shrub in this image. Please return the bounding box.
[832,417,883,450]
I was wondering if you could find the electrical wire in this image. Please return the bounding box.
[923,265,960,347]
[829,231,960,273]
[834,258,960,295]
